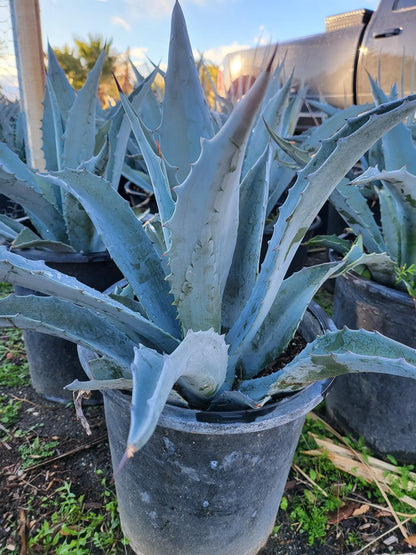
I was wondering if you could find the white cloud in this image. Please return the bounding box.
[129,46,149,64]
[111,15,131,31]
[195,42,250,66]
[124,0,173,20]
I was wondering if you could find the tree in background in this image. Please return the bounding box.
[52,34,132,107]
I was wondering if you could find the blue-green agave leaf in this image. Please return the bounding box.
[122,164,153,194]
[239,328,416,403]
[117,88,174,233]
[242,72,292,179]
[157,1,214,183]
[107,68,158,189]
[281,85,308,138]
[227,94,416,363]
[0,247,179,352]
[237,240,392,379]
[222,145,270,328]
[45,43,75,122]
[11,229,76,253]
[62,48,105,168]
[378,168,416,266]
[300,103,374,154]
[42,77,65,171]
[166,62,273,333]
[79,134,109,177]
[266,121,310,167]
[0,214,25,241]
[369,74,416,173]
[0,143,67,242]
[45,169,180,337]
[0,294,134,370]
[329,176,386,254]
[66,377,132,391]
[126,329,228,457]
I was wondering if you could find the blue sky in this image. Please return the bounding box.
[38,0,380,70]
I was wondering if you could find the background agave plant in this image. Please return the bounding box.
[1,2,416,460]
[306,76,416,296]
[0,44,159,253]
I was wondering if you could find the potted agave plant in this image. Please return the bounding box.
[0,45,154,402]
[308,77,416,463]
[2,4,416,553]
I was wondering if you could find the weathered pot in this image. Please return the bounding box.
[14,249,121,404]
[326,271,416,463]
[79,303,332,555]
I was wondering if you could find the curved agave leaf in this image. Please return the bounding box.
[158,1,214,182]
[44,169,180,337]
[0,247,179,352]
[0,294,135,371]
[45,43,76,123]
[166,62,273,333]
[329,176,386,254]
[117,87,174,235]
[238,328,416,403]
[281,84,308,138]
[62,48,105,168]
[0,144,67,243]
[79,135,109,177]
[300,103,374,153]
[369,74,416,173]
[227,94,416,365]
[128,60,162,130]
[266,121,310,167]
[11,229,76,253]
[107,68,159,189]
[42,45,74,170]
[242,72,292,179]
[376,168,416,266]
[222,145,270,328]
[126,329,228,457]
[237,241,392,380]
[0,214,25,241]
[42,77,65,171]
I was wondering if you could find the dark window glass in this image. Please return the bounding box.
[394,0,416,10]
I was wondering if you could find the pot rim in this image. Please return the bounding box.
[103,378,331,435]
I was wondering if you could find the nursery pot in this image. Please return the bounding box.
[326,270,416,463]
[14,249,121,404]
[79,303,332,555]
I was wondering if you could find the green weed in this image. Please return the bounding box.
[28,474,128,553]
[0,393,21,436]
[18,435,59,469]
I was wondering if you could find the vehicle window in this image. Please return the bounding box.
[394,0,416,9]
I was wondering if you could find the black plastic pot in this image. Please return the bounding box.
[14,249,121,404]
[79,304,332,554]
[326,271,416,463]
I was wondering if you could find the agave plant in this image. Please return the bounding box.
[0,44,158,253]
[2,2,416,463]
[306,76,416,296]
